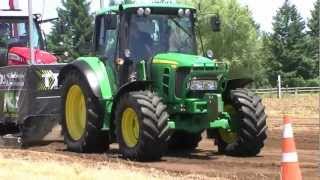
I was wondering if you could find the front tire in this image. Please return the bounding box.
[216,88,267,156]
[115,91,170,161]
[61,71,108,153]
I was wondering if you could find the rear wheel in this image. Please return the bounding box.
[61,71,108,153]
[216,88,267,156]
[115,91,170,161]
[168,131,202,151]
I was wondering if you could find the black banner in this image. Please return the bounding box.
[0,64,64,125]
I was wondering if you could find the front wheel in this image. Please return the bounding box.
[216,88,267,156]
[115,91,170,161]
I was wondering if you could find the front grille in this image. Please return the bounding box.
[175,67,221,98]
[175,67,190,98]
[162,68,170,95]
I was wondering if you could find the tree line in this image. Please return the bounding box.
[47,0,320,88]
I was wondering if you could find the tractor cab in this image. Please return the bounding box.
[94,3,199,85]
[125,7,197,61]
[0,10,56,66]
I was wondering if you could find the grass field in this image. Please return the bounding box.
[263,93,319,118]
[0,159,173,180]
[0,150,223,180]
[262,93,319,131]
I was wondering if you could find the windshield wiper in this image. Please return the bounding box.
[169,17,192,38]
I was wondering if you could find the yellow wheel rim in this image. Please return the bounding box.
[121,108,140,148]
[65,85,86,141]
[219,129,237,144]
[219,105,237,143]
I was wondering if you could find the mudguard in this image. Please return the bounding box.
[225,78,253,92]
[58,57,116,100]
[113,81,153,102]
[222,78,253,103]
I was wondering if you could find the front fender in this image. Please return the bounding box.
[116,80,153,100]
[222,78,253,102]
[225,78,253,91]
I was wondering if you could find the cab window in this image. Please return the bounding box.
[96,15,118,61]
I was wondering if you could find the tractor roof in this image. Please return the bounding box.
[96,2,195,16]
[0,10,29,18]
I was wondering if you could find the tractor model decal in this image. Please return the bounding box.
[36,70,59,91]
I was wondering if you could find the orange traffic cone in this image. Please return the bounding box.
[280,116,302,180]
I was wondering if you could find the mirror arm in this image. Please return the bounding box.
[39,18,59,24]
[197,1,209,56]
[197,24,205,57]
[42,30,48,51]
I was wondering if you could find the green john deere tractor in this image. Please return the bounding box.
[58,2,267,161]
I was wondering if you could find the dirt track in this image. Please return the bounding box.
[0,117,318,180]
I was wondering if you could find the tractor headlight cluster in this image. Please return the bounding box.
[188,80,218,91]
[137,7,152,16]
[178,9,192,17]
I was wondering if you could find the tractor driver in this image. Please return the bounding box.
[128,19,153,61]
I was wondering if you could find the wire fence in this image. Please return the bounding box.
[251,87,320,95]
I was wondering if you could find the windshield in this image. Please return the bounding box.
[128,14,196,61]
[0,18,41,49]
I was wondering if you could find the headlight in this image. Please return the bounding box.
[189,80,218,91]
[8,52,24,62]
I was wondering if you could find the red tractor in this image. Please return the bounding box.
[0,9,57,66]
[0,9,60,146]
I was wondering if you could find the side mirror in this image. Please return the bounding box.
[105,14,117,30]
[210,15,221,32]
[206,49,214,59]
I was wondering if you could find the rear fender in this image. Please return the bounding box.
[58,57,116,100]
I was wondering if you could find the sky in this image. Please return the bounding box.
[238,0,316,31]
[0,0,317,33]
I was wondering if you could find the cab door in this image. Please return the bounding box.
[95,13,119,85]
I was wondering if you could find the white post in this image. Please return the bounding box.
[277,75,281,99]
[28,0,35,64]
[100,0,104,8]
[13,0,19,9]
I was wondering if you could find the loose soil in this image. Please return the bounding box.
[0,94,318,179]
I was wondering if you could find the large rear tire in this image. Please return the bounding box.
[61,71,108,153]
[168,131,202,151]
[115,91,170,161]
[216,88,267,156]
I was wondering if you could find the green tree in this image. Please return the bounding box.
[110,0,134,5]
[266,0,312,87]
[306,0,320,84]
[184,0,268,87]
[308,0,320,38]
[47,0,93,61]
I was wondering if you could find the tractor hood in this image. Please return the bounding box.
[153,53,216,68]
